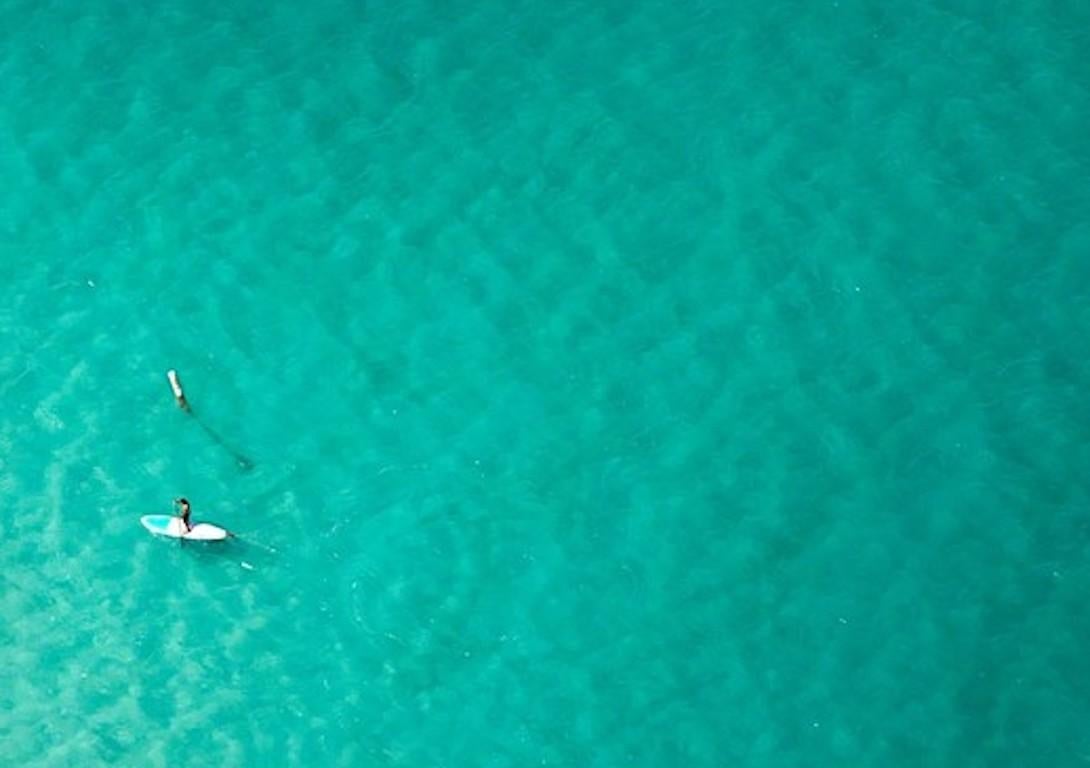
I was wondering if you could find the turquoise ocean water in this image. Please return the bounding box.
[1,0,1088,765]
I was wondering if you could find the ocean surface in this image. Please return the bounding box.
[1,0,1088,765]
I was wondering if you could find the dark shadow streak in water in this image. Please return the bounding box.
[187,408,254,471]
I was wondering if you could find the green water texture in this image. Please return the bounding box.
[1,0,1088,765]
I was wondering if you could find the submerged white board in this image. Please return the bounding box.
[141,515,229,541]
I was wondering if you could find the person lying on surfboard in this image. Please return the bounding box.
[175,497,192,532]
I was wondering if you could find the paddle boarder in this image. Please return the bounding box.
[175,497,192,532]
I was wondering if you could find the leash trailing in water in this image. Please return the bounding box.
[166,369,254,471]
[230,531,279,555]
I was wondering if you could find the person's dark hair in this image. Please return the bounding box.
[176,497,189,506]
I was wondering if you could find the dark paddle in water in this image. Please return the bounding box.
[167,369,254,471]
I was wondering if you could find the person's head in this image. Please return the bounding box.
[175,497,190,512]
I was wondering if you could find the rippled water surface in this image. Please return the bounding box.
[1,0,1088,765]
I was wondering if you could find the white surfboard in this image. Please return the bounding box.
[141,515,229,541]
